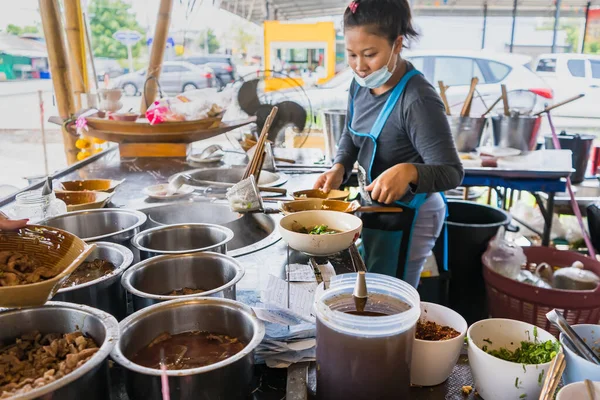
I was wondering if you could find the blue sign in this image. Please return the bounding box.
[146,37,175,48]
[112,30,143,46]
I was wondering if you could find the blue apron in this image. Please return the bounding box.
[348,69,448,280]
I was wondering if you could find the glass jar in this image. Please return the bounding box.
[9,190,67,223]
[314,273,420,400]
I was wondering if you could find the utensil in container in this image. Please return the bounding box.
[490,114,542,152]
[539,351,566,400]
[560,324,600,385]
[131,223,234,260]
[110,297,265,400]
[548,310,600,365]
[121,252,244,312]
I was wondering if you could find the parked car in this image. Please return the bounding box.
[95,58,124,82]
[266,50,552,117]
[111,61,215,96]
[534,53,600,118]
[183,55,237,87]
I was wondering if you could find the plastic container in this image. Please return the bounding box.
[560,324,600,385]
[557,381,600,399]
[314,273,420,400]
[483,247,600,335]
[9,190,67,223]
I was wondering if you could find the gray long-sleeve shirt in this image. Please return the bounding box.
[333,62,464,201]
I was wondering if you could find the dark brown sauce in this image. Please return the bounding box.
[345,311,390,317]
[163,287,206,296]
[130,331,246,370]
[61,259,115,287]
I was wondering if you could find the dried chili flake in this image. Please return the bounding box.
[416,320,461,341]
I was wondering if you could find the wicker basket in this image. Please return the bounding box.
[0,225,94,307]
[483,246,600,336]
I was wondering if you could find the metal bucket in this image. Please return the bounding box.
[53,242,134,320]
[131,223,234,260]
[0,302,119,400]
[491,115,542,152]
[446,116,487,153]
[121,252,245,312]
[110,297,265,400]
[322,109,346,163]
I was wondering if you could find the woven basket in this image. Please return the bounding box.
[0,225,94,307]
[483,246,600,336]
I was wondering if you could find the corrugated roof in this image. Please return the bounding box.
[219,0,600,24]
[0,33,47,58]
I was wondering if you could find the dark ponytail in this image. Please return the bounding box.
[343,0,419,46]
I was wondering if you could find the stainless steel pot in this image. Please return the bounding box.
[446,116,487,153]
[491,115,542,152]
[110,298,265,400]
[0,301,119,400]
[52,242,134,320]
[40,208,147,244]
[131,223,234,260]
[121,252,245,312]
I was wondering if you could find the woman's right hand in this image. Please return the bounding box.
[313,164,345,193]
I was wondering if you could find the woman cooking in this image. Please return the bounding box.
[314,0,464,288]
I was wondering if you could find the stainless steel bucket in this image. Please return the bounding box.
[0,301,119,400]
[110,297,265,400]
[131,223,234,260]
[121,252,245,312]
[52,242,134,320]
[322,109,346,163]
[446,116,487,153]
[491,115,542,152]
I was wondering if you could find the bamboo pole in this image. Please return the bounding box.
[140,0,174,114]
[64,0,88,110]
[39,0,78,165]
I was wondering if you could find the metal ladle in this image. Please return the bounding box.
[353,271,368,313]
[195,144,245,161]
[546,309,600,365]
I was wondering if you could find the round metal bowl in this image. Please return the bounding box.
[0,301,119,400]
[121,252,245,312]
[52,242,134,320]
[170,167,288,187]
[39,208,147,244]
[111,297,265,400]
[131,223,234,260]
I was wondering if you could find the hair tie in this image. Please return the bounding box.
[349,1,359,13]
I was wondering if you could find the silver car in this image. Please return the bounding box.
[112,61,215,96]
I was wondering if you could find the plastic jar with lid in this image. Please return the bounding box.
[9,190,67,223]
[314,272,420,400]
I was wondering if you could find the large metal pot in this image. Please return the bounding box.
[121,252,245,312]
[0,301,119,400]
[322,109,346,164]
[110,298,265,400]
[52,242,134,320]
[491,115,542,152]
[131,223,234,260]
[40,208,147,245]
[446,116,487,153]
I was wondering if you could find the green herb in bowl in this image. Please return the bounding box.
[485,327,559,364]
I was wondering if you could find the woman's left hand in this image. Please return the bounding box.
[366,164,418,205]
[0,212,28,231]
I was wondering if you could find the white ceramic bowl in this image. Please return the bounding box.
[278,210,362,256]
[411,302,468,386]
[467,319,558,400]
[557,381,600,399]
[560,324,600,385]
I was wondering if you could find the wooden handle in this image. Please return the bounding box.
[359,206,404,213]
[482,95,502,116]
[534,93,585,116]
[460,77,478,117]
[275,157,296,164]
[501,84,510,116]
[438,80,451,116]
[258,186,287,194]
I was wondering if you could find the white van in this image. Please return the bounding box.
[534,53,600,118]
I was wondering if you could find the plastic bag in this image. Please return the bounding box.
[145,88,233,125]
[482,227,527,279]
[226,176,263,212]
[511,200,566,240]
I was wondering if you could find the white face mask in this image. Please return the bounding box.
[353,44,398,89]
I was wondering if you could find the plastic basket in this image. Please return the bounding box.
[483,246,600,336]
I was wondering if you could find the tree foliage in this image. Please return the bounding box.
[5,24,39,36]
[197,29,220,54]
[88,0,144,59]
